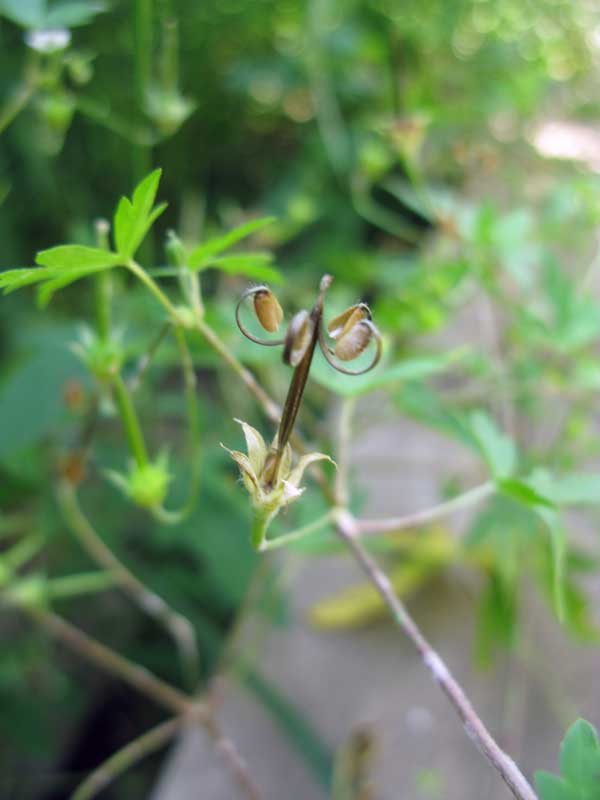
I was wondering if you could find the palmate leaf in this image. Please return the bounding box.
[536,720,600,800]
[113,168,166,259]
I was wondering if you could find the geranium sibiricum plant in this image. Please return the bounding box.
[224,274,382,550]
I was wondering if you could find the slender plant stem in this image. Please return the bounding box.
[57,481,200,688]
[334,510,537,800]
[34,608,193,713]
[27,609,262,798]
[126,259,182,320]
[195,317,281,423]
[332,400,536,799]
[259,510,335,551]
[47,572,116,599]
[356,482,495,536]
[111,373,149,467]
[71,717,183,800]
[335,397,356,508]
[128,321,171,393]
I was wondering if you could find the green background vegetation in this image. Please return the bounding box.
[2,1,600,798]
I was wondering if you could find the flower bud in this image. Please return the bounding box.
[253,289,283,333]
[283,309,314,366]
[334,319,373,361]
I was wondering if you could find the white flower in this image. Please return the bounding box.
[25,29,71,53]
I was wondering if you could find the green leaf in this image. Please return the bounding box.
[188,216,275,267]
[561,720,600,785]
[37,266,115,307]
[0,267,54,294]
[528,470,600,507]
[475,573,517,668]
[498,478,554,509]
[535,773,573,800]
[1,246,121,299]
[469,411,516,479]
[44,0,106,27]
[36,245,122,270]
[536,720,600,800]
[113,169,165,259]
[535,506,566,622]
[0,0,46,27]
[196,253,282,283]
[311,348,465,398]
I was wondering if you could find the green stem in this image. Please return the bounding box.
[2,535,43,574]
[47,572,116,599]
[260,510,335,552]
[126,259,182,319]
[95,222,112,341]
[32,608,193,714]
[71,717,182,800]
[57,481,200,689]
[111,373,148,467]
[195,317,281,424]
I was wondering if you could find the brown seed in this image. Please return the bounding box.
[334,320,372,361]
[327,303,370,340]
[283,309,314,366]
[253,289,283,333]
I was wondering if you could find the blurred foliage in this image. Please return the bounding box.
[3,0,600,796]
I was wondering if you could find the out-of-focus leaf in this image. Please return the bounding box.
[311,348,466,398]
[188,216,276,266]
[197,253,282,283]
[475,573,518,668]
[44,0,106,27]
[498,478,554,509]
[0,0,45,27]
[242,667,333,790]
[0,322,85,464]
[534,506,566,622]
[310,530,456,628]
[536,720,600,800]
[528,469,600,507]
[469,411,516,479]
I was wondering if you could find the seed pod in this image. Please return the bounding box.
[253,289,283,333]
[283,309,314,366]
[334,319,373,361]
[327,303,370,340]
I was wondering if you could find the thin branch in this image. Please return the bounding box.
[57,481,200,689]
[71,717,183,800]
[29,609,262,799]
[195,317,281,424]
[334,509,537,800]
[356,482,494,536]
[33,608,193,714]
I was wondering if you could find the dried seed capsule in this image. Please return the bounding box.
[283,309,314,367]
[327,303,370,340]
[334,319,373,361]
[253,289,283,333]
